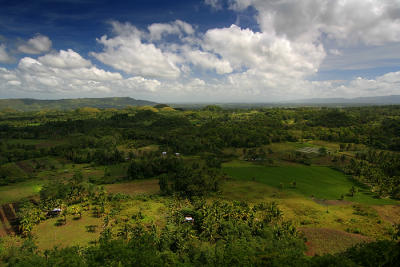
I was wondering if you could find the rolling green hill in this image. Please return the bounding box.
[0,97,157,111]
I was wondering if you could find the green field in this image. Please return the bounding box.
[223,162,398,205]
[0,180,43,204]
[34,212,103,250]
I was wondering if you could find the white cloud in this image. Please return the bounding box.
[2,0,400,101]
[148,20,194,41]
[205,0,223,10]
[230,0,400,46]
[183,48,233,74]
[0,44,13,63]
[18,35,52,54]
[0,49,162,97]
[344,72,400,97]
[38,49,92,69]
[329,49,342,56]
[203,25,325,78]
[91,21,181,79]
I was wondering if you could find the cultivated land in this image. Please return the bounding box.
[1,105,400,265]
[1,157,398,256]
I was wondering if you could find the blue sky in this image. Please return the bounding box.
[1,0,400,102]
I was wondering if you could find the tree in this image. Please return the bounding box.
[70,205,82,219]
[159,174,170,195]
[61,204,68,225]
[318,147,327,156]
[19,217,34,237]
[391,224,400,241]
[349,186,356,197]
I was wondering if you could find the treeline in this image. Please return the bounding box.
[2,106,400,156]
[127,155,224,197]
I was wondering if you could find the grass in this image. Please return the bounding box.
[104,163,129,177]
[105,179,160,195]
[33,212,102,250]
[0,162,29,180]
[222,162,398,205]
[301,228,372,256]
[117,198,167,227]
[0,180,43,204]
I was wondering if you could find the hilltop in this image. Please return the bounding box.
[0,97,157,111]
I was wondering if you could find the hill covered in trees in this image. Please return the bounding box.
[0,97,157,111]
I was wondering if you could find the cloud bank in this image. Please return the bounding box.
[1,0,400,101]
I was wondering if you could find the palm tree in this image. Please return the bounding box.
[61,205,68,225]
[19,217,33,237]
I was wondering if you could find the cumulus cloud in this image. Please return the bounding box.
[90,18,326,83]
[203,25,325,77]
[0,44,13,63]
[148,20,194,41]
[183,48,233,74]
[37,49,92,69]
[91,21,182,79]
[344,72,400,97]
[230,0,400,45]
[3,0,400,101]
[18,35,52,54]
[0,48,162,97]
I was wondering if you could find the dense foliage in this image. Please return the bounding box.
[1,105,400,266]
[2,198,400,266]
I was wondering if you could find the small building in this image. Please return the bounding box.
[162,151,167,156]
[47,208,62,217]
[184,216,194,223]
[175,153,180,157]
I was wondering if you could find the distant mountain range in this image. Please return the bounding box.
[1,95,400,112]
[287,95,400,105]
[0,97,157,111]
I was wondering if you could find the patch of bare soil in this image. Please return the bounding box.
[105,179,160,195]
[372,205,400,225]
[15,161,35,173]
[313,198,352,206]
[300,227,373,256]
[36,140,62,149]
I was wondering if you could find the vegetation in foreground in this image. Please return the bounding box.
[1,104,400,266]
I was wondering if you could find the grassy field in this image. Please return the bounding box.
[301,228,372,256]
[105,179,160,195]
[0,180,43,204]
[222,161,398,205]
[33,212,102,250]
